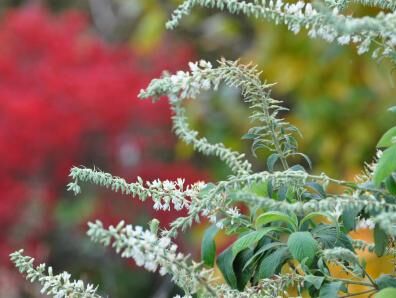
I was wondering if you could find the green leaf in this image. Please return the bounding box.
[256,246,290,279]
[201,224,219,267]
[287,231,319,266]
[243,242,285,271]
[385,176,396,195]
[247,182,268,196]
[267,153,280,172]
[377,127,396,148]
[234,248,255,291]
[319,281,343,298]
[376,287,396,298]
[341,206,362,232]
[374,224,388,257]
[304,275,325,290]
[255,211,297,231]
[313,225,354,251]
[305,182,327,198]
[376,274,396,290]
[373,145,396,187]
[232,227,281,256]
[217,246,237,289]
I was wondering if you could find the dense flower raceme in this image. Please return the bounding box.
[0,7,204,264]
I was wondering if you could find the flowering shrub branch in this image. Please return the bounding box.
[10,250,100,298]
[166,0,396,62]
[10,1,396,298]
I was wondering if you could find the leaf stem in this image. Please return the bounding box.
[339,289,376,298]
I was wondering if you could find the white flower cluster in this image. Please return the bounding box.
[10,250,100,298]
[140,60,254,177]
[68,166,205,212]
[356,218,375,230]
[87,220,216,295]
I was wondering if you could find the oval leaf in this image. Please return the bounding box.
[256,246,290,279]
[287,231,319,266]
[217,246,237,289]
[374,224,388,257]
[201,224,219,267]
[267,153,280,172]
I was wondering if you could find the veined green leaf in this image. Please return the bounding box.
[287,231,319,266]
[256,246,290,279]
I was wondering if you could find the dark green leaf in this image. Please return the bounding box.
[287,232,319,266]
[232,227,281,257]
[293,152,313,169]
[312,225,354,251]
[374,224,388,257]
[217,246,237,289]
[277,184,288,201]
[243,242,285,271]
[289,164,307,172]
[304,275,325,290]
[385,176,396,195]
[267,153,280,172]
[201,224,219,267]
[256,246,290,279]
[342,206,362,232]
[319,281,343,298]
[377,127,396,148]
[267,179,274,198]
[373,145,396,187]
[376,274,396,290]
[234,248,255,291]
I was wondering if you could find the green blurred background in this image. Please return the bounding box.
[0,0,395,297]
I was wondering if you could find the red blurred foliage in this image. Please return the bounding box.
[0,7,206,265]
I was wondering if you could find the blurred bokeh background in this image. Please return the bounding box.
[0,0,395,297]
